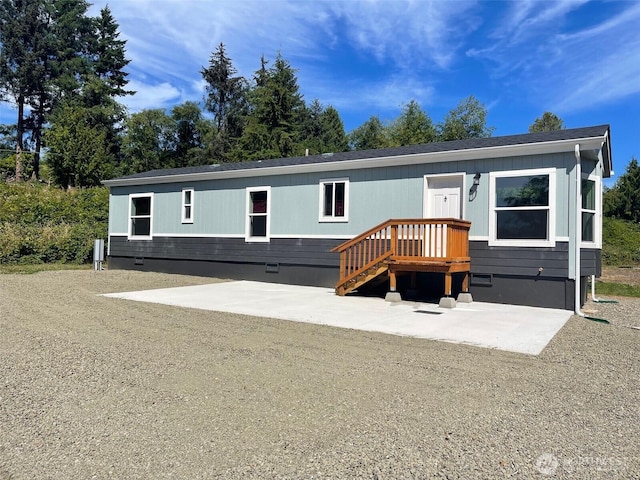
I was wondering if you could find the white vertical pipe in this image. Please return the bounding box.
[574,144,584,316]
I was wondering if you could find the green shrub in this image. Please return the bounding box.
[0,182,108,265]
[602,216,640,266]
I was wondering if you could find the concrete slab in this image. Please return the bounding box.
[102,280,572,355]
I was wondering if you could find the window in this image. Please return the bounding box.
[581,174,600,245]
[489,169,555,246]
[319,178,349,222]
[129,194,153,239]
[182,188,194,223]
[246,187,270,241]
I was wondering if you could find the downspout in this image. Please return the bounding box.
[574,144,584,316]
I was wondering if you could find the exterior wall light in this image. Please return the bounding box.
[469,172,481,201]
[473,172,481,186]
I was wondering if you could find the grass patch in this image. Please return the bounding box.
[0,263,91,274]
[594,281,640,298]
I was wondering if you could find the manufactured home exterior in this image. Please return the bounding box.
[104,125,612,310]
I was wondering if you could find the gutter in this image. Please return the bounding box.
[102,135,608,188]
[574,144,584,317]
[574,146,612,323]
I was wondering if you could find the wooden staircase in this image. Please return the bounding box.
[331,218,471,296]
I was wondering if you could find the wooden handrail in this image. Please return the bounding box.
[333,218,471,293]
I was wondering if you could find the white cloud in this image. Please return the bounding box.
[123,80,182,113]
[466,1,640,113]
[86,0,484,117]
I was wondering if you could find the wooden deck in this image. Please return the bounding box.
[331,219,471,297]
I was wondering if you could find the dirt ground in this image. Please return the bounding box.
[0,269,638,479]
[600,265,640,285]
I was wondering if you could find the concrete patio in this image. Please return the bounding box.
[103,280,572,355]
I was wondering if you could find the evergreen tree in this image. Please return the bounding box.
[237,52,306,160]
[388,100,436,146]
[1,0,131,181]
[348,116,390,150]
[44,101,114,188]
[438,95,494,141]
[91,6,131,98]
[529,112,565,132]
[298,99,324,154]
[297,100,347,155]
[201,43,247,161]
[171,102,208,167]
[0,0,50,180]
[319,105,348,153]
[604,158,640,223]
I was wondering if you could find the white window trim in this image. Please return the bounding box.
[128,193,154,240]
[181,188,194,224]
[488,168,556,247]
[245,186,271,242]
[581,171,601,248]
[318,178,349,222]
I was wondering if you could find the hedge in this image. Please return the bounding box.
[0,182,108,265]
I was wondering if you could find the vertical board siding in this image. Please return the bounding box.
[109,151,577,239]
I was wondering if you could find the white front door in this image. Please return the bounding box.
[425,176,463,219]
[424,175,464,257]
[430,187,461,218]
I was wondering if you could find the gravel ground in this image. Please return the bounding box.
[0,269,639,479]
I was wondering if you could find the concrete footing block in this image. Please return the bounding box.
[457,292,473,303]
[385,291,402,303]
[439,297,456,309]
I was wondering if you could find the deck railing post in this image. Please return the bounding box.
[390,223,398,257]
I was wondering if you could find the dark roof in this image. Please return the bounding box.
[108,124,610,182]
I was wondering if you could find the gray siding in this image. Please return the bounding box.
[109,236,341,267]
[469,242,600,278]
[108,152,576,239]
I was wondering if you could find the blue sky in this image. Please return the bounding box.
[2,0,639,185]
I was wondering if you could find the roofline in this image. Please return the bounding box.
[103,134,608,187]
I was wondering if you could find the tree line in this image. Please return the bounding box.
[0,1,616,194]
[0,2,501,189]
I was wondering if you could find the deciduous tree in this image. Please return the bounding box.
[438,95,494,141]
[121,109,176,174]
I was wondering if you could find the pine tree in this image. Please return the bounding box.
[238,52,306,160]
[201,43,247,161]
[0,0,50,180]
[1,0,131,181]
[319,106,348,153]
[91,6,131,98]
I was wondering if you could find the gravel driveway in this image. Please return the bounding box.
[1,270,639,479]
